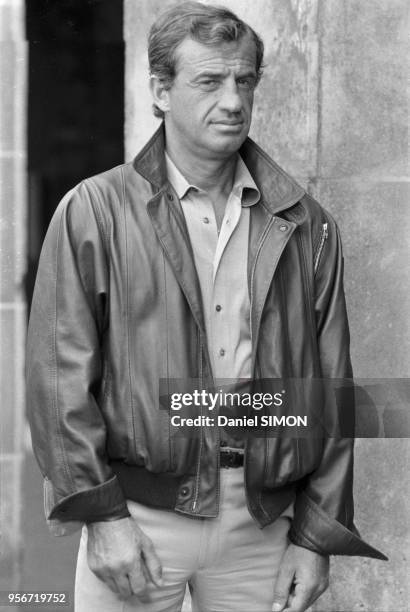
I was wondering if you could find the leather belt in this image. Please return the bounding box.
[220,448,244,468]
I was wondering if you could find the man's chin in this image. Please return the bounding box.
[205,131,249,156]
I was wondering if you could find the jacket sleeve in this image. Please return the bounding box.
[287,212,387,560]
[26,182,130,532]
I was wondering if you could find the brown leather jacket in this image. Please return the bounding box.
[26,125,385,559]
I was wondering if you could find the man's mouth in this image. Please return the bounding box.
[213,120,244,126]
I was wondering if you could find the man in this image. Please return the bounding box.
[26,3,385,611]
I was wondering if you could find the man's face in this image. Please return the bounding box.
[162,35,258,160]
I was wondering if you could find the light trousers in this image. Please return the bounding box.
[75,467,293,612]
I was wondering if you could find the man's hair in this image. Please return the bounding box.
[148,1,264,118]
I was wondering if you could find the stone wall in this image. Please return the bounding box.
[0,0,27,593]
[124,1,409,610]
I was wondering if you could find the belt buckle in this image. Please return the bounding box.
[220,448,244,469]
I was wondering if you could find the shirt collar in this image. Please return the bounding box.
[232,154,260,207]
[165,151,194,200]
[165,151,260,207]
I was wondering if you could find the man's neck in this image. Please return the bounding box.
[165,136,237,203]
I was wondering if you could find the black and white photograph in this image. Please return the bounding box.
[0,1,409,611]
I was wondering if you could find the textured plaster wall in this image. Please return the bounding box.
[0,0,27,593]
[124,1,409,610]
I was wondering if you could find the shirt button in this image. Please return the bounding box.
[167,193,174,201]
[203,217,210,224]
[279,224,288,232]
[219,348,225,356]
[180,486,190,496]
[226,219,230,225]
[215,304,222,312]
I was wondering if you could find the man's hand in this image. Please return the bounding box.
[86,516,163,600]
[272,543,329,612]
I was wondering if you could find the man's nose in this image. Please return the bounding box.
[218,82,243,113]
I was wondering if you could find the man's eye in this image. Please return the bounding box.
[199,79,220,90]
[237,78,256,90]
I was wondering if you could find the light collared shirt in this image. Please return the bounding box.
[165,152,260,384]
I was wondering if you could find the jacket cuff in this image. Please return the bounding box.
[288,491,388,560]
[85,506,131,524]
[47,475,129,523]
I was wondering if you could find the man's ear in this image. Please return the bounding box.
[149,75,171,114]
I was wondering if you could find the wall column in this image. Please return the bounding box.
[0,0,27,591]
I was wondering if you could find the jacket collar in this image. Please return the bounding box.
[132,124,168,190]
[133,123,306,222]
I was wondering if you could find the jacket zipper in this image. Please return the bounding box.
[249,218,275,363]
[246,217,287,523]
[192,333,220,513]
[314,222,328,275]
[192,331,204,511]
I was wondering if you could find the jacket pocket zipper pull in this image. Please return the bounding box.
[314,222,328,274]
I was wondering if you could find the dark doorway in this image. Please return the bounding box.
[23,3,123,607]
[25,0,124,306]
